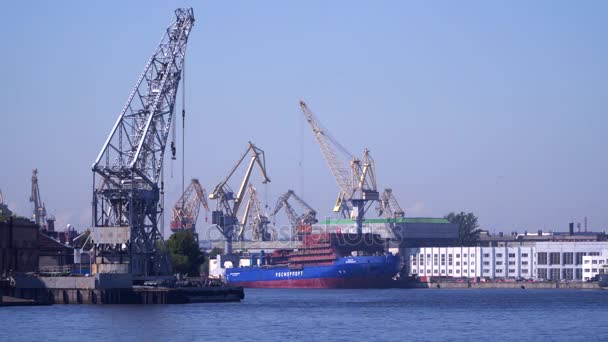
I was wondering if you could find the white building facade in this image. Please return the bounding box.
[408,246,534,279]
[407,241,608,281]
[581,250,608,281]
[533,242,607,281]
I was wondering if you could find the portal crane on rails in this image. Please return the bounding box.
[239,184,271,241]
[208,142,270,254]
[378,188,404,219]
[90,8,195,277]
[299,101,379,234]
[170,178,209,233]
[30,169,47,229]
[270,190,317,240]
[377,188,405,239]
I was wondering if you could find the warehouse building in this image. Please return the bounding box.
[581,252,608,281]
[0,217,39,274]
[407,241,608,281]
[316,217,459,246]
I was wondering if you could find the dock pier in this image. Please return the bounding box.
[1,275,244,306]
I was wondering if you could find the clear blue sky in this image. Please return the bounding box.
[1,1,607,235]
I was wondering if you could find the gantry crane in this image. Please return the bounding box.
[209,142,270,254]
[270,190,317,240]
[378,188,405,238]
[299,101,379,233]
[91,8,194,277]
[170,178,209,233]
[238,184,271,241]
[378,188,405,219]
[30,169,47,228]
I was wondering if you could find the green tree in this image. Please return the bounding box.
[165,231,206,276]
[445,212,480,246]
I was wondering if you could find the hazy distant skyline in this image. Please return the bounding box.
[1,1,607,235]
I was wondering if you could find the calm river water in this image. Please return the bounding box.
[1,288,607,341]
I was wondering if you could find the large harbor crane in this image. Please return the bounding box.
[378,188,405,239]
[170,178,209,233]
[239,184,271,241]
[299,101,379,233]
[91,8,195,277]
[209,142,270,254]
[270,189,317,240]
[378,188,404,219]
[30,169,47,228]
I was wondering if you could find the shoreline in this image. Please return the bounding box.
[393,279,604,290]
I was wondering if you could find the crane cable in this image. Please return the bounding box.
[181,57,186,227]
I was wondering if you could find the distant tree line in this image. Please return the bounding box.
[445,212,481,246]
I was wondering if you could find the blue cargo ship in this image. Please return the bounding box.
[225,233,401,288]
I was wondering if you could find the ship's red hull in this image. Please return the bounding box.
[229,276,395,289]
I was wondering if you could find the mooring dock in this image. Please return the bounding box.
[2,275,244,305]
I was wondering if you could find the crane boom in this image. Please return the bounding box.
[90,8,195,277]
[93,8,194,187]
[299,101,353,211]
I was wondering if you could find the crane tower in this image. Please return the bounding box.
[30,169,47,228]
[91,8,195,277]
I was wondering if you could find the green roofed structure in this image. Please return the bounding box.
[314,217,459,248]
[318,217,451,225]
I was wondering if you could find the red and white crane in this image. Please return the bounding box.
[170,179,209,233]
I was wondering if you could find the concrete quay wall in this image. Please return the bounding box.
[397,280,602,289]
[14,274,132,290]
[6,286,244,304]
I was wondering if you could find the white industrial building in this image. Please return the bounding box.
[406,241,608,281]
[581,251,608,281]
